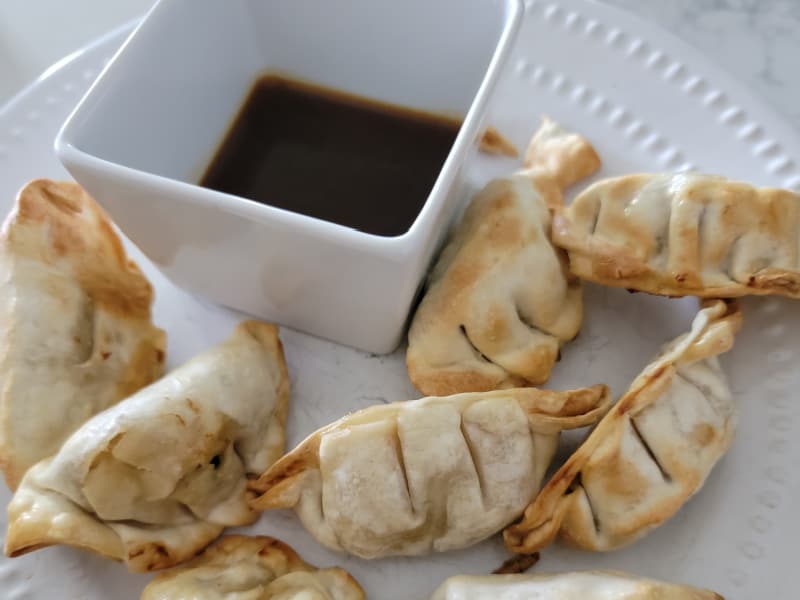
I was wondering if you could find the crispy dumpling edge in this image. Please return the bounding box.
[141,535,365,600]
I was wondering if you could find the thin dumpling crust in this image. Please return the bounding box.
[250,385,610,559]
[505,300,741,553]
[406,118,601,396]
[140,535,365,600]
[5,321,289,572]
[479,127,519,158]
[553,172,800,298]
[0,179,166,489]
[430,571,723,600]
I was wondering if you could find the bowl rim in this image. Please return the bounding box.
[55,0,525,252]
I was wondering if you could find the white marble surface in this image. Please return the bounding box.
[0,0,799,132]
[0,0,797,130]
[609,0,800,129]
[0,0,148,104]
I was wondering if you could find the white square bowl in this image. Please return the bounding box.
[55,0,523,354]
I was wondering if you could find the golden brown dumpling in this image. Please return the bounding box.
[406,118,601,396]
[479,127,519,157]
[505,300,740,553]
[250,385,610,559]
[5,321,288,572]
[141,535,364,600]
[553,172,800,298]
[0,179,166,489]
[430,571,723,599]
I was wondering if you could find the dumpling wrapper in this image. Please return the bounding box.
[430,571,723,599]
[406,118,601,396]
[505,300,741,553]
[5,321,289,572]
[553,172,800,298]
[141,535,364,600]
[479,127,519,158]
[250,385,610,559]
[0,179,166,489]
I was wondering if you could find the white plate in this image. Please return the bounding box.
[1,2,799,598]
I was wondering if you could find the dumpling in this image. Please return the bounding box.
[504,300,740,553]
[0,179,166,489]
[250,385,610,558]
[5,321,289,572]
[406,118,600,396]
[479,126,519,157]
[552,172,800,298]
[141,535,365,600]
[430,571,722,599]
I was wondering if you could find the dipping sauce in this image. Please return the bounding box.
[200,75,462,237]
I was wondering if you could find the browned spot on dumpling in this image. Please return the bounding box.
[445,261,483,294]
[557,385,609,417]
[485,187,516,213]
[115,333,167,399]
[257,454,312,490]
[479,127,520,158]
[486,213,523,248]
[485,304,512,343]
[38,183,83,214]
[404,368,523,398]
[143,544,171,571]
[691,423,716,446]
[595,252,651,281]
[594,444,654,502]
[257,539,278,554]
[518,345,559,386]
[492,552,540,574]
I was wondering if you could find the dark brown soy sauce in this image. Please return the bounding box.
[200,75,462,237]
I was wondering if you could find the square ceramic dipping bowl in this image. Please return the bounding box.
[55,0,523,354]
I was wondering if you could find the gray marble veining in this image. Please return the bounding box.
[1,1,798,133]
[605,0,800,129]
